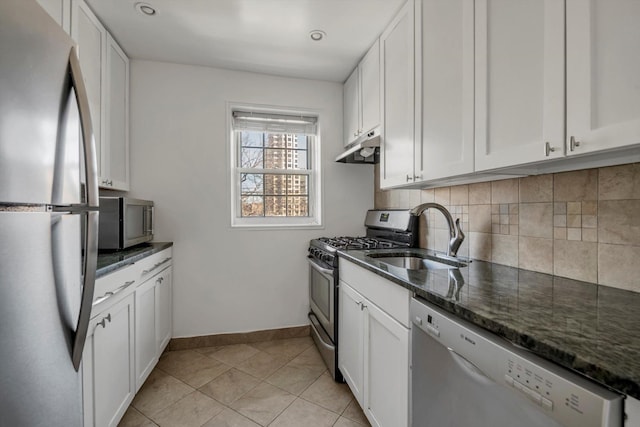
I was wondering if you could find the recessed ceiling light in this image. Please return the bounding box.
[135,2,156,16]
[309,30,326,41]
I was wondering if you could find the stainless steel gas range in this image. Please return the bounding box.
[307,210,419,381]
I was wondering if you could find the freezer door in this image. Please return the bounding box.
[0,211,84,427]
[0,0,90,206]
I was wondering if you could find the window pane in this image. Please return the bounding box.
[288,149,308,170]
[287,196,308,216]
[265,196,287,216]
[241,173,263,194]
[240,131,264,147]
[264,174,287,195]
[241,148,264,169]
[241,196,264,217]
[264,148,287,169]
[287,175,308,195]
[293,134,307,149]
[265,134,287,148]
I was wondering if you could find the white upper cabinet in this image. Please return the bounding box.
[344,68,360,146]
[566,0,640,156]
[71,0,105,180]
[71,0,130,191]
[474,0,565,172]
[415,0,474,181]
[104,33,130,191]
[360,40,381,138]
[36,0,71,33]
[343,40,381,147]
[380,0,415,188]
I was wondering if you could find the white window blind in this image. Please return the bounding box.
[232,110,318,135]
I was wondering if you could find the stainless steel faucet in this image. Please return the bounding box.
[409,203,465,257]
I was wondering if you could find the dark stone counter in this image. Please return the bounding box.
[96,242,173,278]
[338,248,640,400]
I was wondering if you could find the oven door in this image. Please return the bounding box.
[308,258,335,342]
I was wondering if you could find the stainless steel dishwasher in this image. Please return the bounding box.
[410,297,624,427]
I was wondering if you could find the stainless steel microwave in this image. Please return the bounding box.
[98,197,154,250]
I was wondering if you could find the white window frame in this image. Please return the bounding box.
[228,103,323,229]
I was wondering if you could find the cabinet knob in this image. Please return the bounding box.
[97,313,112,329]
[406,174,413,182]
[569,136,581,152]
[544,142,557,157]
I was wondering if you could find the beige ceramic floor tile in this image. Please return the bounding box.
[235,351,290,379]
[250,337,313,359]
[287,345,326,372]
[300,372,353,414]
[342,399,370,425]
[269,398,339,427]
[132,369,194,417]
[202,408,260,427]
[118,407,158,427]
[150,390,225,427]
[229,382,296,426]
[333,416,367,427]
[265,363,325,395]
[199,368,261,405]
[208,344,260,366]
[158,349,231,388]
[194,346,220,358]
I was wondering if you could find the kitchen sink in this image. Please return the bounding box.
[367,252,468,270]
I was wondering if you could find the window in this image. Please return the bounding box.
[230,107,321,228]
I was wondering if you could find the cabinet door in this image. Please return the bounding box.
[71,0,105,180]
[104,34,130,190]
[156,266,173,353]
[416,0,474,181]
[474,0,565,171]
[566,0,640,155]
[380,0,416,188]
[83,293,135,427]
[338,282,365,406]
[363,301,410,427]
[135,275,157,390]
[344,67,360,146]
[36,0,70,33]
[360,39,381,136]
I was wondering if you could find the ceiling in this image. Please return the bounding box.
[85,0,405,83]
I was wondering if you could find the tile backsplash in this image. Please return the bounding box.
[374,163,640,293]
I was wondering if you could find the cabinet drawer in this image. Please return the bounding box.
[136,247,173,283]
[340,259,410,327]
[93,263,139,311]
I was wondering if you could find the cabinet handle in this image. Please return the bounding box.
[142,257,172,275]
[360,303,367,311]
[569,136,581,152]
[414,175,422,181]
[544,142,556,157]
[92,280,135,306]
[97,313,112,329]
[406,174,413,182]
[156,276,164,284]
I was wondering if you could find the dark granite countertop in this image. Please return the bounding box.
[97,242,173,278]
[338,248,640,400]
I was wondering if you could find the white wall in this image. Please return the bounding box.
[129,60,373,338]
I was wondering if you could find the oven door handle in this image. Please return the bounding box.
[308,258,334,276]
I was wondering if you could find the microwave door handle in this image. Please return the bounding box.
[149,206,154,234]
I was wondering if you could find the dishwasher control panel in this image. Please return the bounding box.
[410,297,624,427]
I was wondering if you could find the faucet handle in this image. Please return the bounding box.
[449,218,465,257]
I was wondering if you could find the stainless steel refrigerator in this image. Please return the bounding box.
[0,1,99,425]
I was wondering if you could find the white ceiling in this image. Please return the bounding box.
[86,0,405,83]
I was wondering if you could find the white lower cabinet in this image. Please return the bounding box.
[84,247,173,426]
[83,292,135,427]
[338,260,410,427]
[135,264,173,390]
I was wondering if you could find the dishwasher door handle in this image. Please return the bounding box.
[447,347,494,386]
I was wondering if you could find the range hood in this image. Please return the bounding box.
[335,127,380,164]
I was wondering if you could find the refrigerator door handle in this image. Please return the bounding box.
[68,46,100,371]
[68,46,99,208]
[71,210,98,371]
